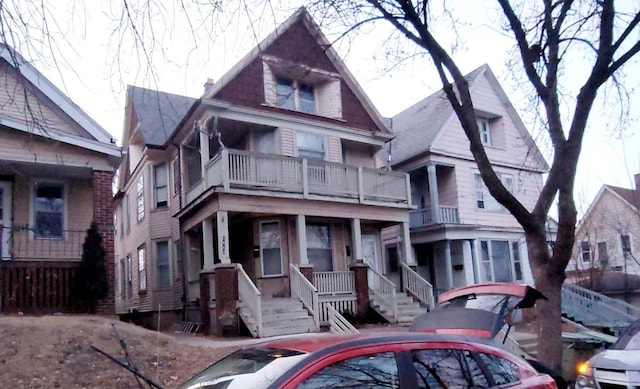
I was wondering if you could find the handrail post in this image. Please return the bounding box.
[357,167,364,203]
[222,148,230,191]
[302,159,309,198]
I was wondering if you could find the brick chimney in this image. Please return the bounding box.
[635,173,640,190]
[203,78,215,95]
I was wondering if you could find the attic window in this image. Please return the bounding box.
[475,110,503,148]
[263,57,342,119]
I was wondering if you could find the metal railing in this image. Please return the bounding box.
[289,264,320,331]
[562,283,640,332]
[327,304,359,334]
[237,264,263,338]
[187,149,410,206]
[313,271,355,295]
[368,266,397,322]
[401,263,435,310]
[1,226,85,261]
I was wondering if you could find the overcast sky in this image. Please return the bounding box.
[14,0,640,214]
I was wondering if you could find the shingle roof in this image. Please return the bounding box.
[607,185,640,211]
[389,65,485,163]
[129,86,196,147]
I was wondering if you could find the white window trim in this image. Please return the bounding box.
[260,220,284,278]
[153,163,169,209]
[479,239,521,282]
[275,77,317,114]
[154,240,172,289]
[29,179,67,240]
[295,130,327,161]
[474,171,514,212]
[138,246,147,291]
[477,118,492,146]
[136,175,145,222]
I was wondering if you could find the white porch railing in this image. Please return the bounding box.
[313,271,355,295]
[318,296,357,324]
[368,266,397,321]
[237,264,263,338]
[186,149,410,206]
[409,206,460,227]
[327,304,359,334]
[289,264,320,331]
[401,263,435,310]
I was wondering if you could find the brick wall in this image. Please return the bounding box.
[92,170,116,315]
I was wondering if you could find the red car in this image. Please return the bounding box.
[178,332,557,389]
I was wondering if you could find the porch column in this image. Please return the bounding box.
[351,218,363,263]
[462,240,474,285]
[444,240,454,290]
[216,211,230,263]
[202,218,215,270]
[427,163,440,223]
[400,221,416,266]
[199,120,210,184]
[470,239,480,284]
[297,215,308,265]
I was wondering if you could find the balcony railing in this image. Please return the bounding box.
[409,206,460,227]
[186,149,410,205]
[1,226,84,261]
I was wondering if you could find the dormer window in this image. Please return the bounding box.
[478,118,492,146]
[276,77,316,114]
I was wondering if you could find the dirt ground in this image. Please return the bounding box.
[0,315,240,389]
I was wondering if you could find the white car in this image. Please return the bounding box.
[575,319,640,389]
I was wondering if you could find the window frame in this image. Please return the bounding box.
[136,175,145,222]
[479,239,522,282]
[31,180,66,240]
[155,240,171,288]
[620,234,632,255]
[597,241,608,265]
[474,172,514,212]
[126,254,133,298]
[275,77,317,114]
[477,118,492,146]
[260,220,284,277]
[581,241,591,263]
[296,131,326,161]
[172,157,181,196]
[138,245,147,292]
[153,163,169,209]
[306,223,333,272]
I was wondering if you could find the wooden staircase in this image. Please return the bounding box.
[238,297,317,338]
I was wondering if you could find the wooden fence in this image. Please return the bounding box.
[0,261,81,314]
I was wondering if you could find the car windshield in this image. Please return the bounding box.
[611,320,640,351]
[178,347,307,389]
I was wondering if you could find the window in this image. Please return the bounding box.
[175,239,183,277]
[136,175,144,221]
[260,221,283,277]
[475,173,513,211]
[172,158,181,195]
[156,241,170,288]
[307,224,333,272]
[125,195,131,234]
[477,353,519,385]
[138,246,146,291]
[480,240,521,282]
[581,241,591,262]
[276,77,316,114]
[34,182,64,239]
[412,349,477,388]
[597,241,609,266]
[621,234,632,256]
[296,131,325,160]
[478,118,492,146]
[153,163,168,208]
[119,257,125,298]
[126,254,132,298]
[298,352,399,389]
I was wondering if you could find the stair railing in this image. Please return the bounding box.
[289,264,320,330]
[237,264,263,338]
[401,263,435,310]
[367,266,397,322]
[562,283,639,332]
[327,304,359,334]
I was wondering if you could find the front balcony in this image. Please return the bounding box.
[186,149,410,206]
[409,206,460,227]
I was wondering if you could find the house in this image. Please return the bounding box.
[114,8,425,337]
[567,177,640,306]
[385,64,548,296]
[0,45,121,314]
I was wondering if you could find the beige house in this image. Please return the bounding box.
[386,65,548,295]
[0,45,121,314]
[114,9,425,336]
[568,177,640,305]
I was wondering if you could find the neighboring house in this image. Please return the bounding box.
[567,177,640,305]
[114,9,421,337]
[385,64,548,295]
[0,45,121,314]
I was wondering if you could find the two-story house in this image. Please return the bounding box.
[114,8,423,337]
[386,64,548,296]
[567,176,640,306]
[0,45,121,314]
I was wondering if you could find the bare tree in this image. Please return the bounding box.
[313,0,640,369]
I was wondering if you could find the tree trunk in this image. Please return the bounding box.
[526,230,565,371]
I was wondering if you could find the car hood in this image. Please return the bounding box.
[590,349,640,371]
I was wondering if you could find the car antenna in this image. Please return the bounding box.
[91,323,164,389]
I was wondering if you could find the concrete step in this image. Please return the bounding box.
[263,309,313,323]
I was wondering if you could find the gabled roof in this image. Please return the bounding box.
[201,7,391,135]
[576,184,640,232]
[389,64,547,171]
[127,86,197,147]
[607,185,640,210]
[0,44,120,157]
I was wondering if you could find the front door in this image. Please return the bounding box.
[0,181,12,259]
[362,234,383,289]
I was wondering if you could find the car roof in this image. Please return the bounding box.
[247,331,502,354]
